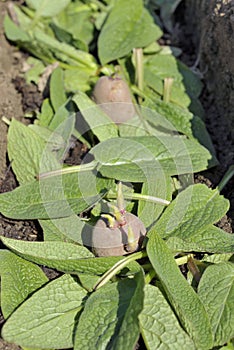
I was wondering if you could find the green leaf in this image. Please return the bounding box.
[0,250,48,319]
[166,225,234,253]
[38,98,54,127]
[39,215,86,242]
[0,171,113,219]
[154,184,229,239]
[98,0,162,65]
[55,2,94,46]
[25,0,70,17]
[2,274,87,349]
[1,236,94,259]
[4,15,30,42]
[73,92,118,141]
[48,98,75,131]
[147,230,213,349]
[74,270,144,349]
[0,236,125,275]
[198,262,234,346]
[138,174,172,228]
[90,136,213,182]
[143,97,217,159]
[7,119,59,184]
[49,67,67,111]
[144,54,202,104]
[139,284,195,349]
[24,57,45,84]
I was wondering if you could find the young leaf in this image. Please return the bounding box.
[139,284,196,349]
[198,262,234,346]
[98,0,162,65]
[7,119,59,184]
[0,171,113,219]
[153,184,229,239]
[147,230,213,349]
[90,136,213,182]
[73,92,118,141]
[2,274,87,349]
[74,269,144,349]
[49,66,67,111]
[0,236,124,275]
[0,250,48,319]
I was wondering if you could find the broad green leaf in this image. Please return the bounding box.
[0,250,48,319]
[78,273,100,292]
[1,236,94,260]
[98,0,162,65]
[64,68,91,92]
[39,214,86,242]
[143,98,217,158]
[55,2,94,46]
[2,274,87,349]
[166,225,234,253]
[90,136,213,182]
[38,98,54,126]
[7,119,59,184]
[144,54,202,101]
[74,269,144,349]
[138,174,172,228]
[25,0,70,17]
[0,171,113,219]
[147,230,213,349]
[4,15,30,42]
[201,253,233,264]
[33,29,97,71]
[198,262,234,346]
[49,98,75,131]
[139,284,195,349]
[144,66,191,108]
[154,184,229,239]
[0,236,125,275]
[73,92,118,141]
[49,67,67,111]
[28,124,62,144]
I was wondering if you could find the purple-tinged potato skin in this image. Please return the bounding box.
[92,212,146,257]
[92,76,136,124]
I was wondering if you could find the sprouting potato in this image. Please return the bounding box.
[92,75,136,124]
[92,212,146,257]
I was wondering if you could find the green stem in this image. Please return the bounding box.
[145,269,156,284]
[133,48,144,104]
[163,77,174,103]
[93,250,147,291]
[217,165,234,192]
[38,161,98,179]
[107,191,170,206]
[175,254,193,266]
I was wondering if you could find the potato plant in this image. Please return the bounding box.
[0,0,233,349]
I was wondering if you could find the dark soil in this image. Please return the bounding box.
[0,1,233,350]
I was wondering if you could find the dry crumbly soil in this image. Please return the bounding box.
[0,1,233,350]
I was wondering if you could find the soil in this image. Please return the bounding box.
[0,1,233,350]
